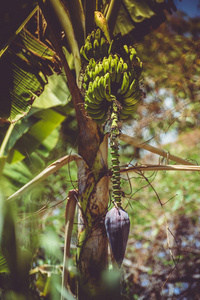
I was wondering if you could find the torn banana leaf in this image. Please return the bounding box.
[0,29,60,123]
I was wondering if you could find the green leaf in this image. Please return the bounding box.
[7,109,65,163]
[0,1,37,56]
[113,0,176,37]
[0,29,60,123]
[33,72,71,109]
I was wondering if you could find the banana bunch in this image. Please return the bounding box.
[81,45,142,121]
[79,26,143,123]
[80,28,116,63]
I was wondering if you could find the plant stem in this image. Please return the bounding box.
[110,101,121,207]
[61,190,77,300]
[0,123,15,176]
[48,0,81,77]
[106,0,121,34]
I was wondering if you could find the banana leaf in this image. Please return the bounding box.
[0,28,61,123]
[0,0,38,56]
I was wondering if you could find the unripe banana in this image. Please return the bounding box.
[85,98,103,110]
[103,58,110,74]
[119,72,129,95]
[100,37,109,57]
[116,57,124,83]
[94,63,100,76]
[123,44,129,55]
[93,39,100,60]
[85,42,93,61]
[89,31,95,45]
[122,62,128,73]
[129,47,137,63]
[98,76,105,99]
[97,62,104,77]
[87,106,107,120]
[123,88,141,105]
[82,82,87,90]
[123,78,138,98]
[86,82,100,104]
[93,76,104,102]
[89,58,96,69]
[110,59,116,82]
[95,28,101,42]
[108,54,113,67]
[103,73,113,102]
[80,45,89,61]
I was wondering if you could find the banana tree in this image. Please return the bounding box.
[0,0,180,299]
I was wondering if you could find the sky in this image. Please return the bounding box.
[174,0,200,17]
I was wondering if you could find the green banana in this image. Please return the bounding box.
[86,42,93,61]
[129,47,137,63]
[100,37,109,57]
[98,76,105,99]
[113,54,119,75]
[121,103,137,115]
[82,82,87,90]
[123,44,129,56]
[123,78,138,98]
[89,31,95,45]
[108,54,113,66]
[103,58,110,74]
[123,88,141,105]
[94,63,100,76]
[95,28,101,43]
[116,57,124,83]
[103,73,114,102]
[87,106,107,120]
[89,58,96,69]
[93,76,104,102]
[97,62,104,77]
[86,82,101,104]
[122,62,128,73]
[119,72,129,95]
[93,39,100,60]
[85,97,104,110]
[80,45,89,61]
[110,59,116,82]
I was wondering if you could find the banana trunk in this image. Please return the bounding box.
[77,134,109,299]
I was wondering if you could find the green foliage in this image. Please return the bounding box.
[2,1,200,299]
[0,29,60,122]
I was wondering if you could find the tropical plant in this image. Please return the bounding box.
[2,1,199,299]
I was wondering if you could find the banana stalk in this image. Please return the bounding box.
[110,101,121,207]
[105,101,130,267]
